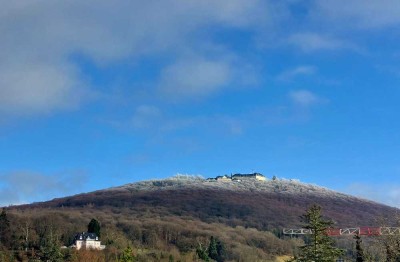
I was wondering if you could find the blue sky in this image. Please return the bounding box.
[1,0,400,207]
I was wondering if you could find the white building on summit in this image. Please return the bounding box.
[231,173,266,181]
[207,172,267,182]
[72,232,106,250]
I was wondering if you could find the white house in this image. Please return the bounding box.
[72,232,106,250]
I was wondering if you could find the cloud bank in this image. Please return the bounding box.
[0,0,271,116]
[1,0,397,117]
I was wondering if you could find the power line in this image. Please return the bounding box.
[283,227,400,236]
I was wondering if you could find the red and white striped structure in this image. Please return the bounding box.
[283,227,400,236]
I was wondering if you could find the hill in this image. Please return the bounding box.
[20,175,398,228]
[6,175,400,261]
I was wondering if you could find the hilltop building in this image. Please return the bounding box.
[232,173,266,181]
[207,173,267,182]
[216,175,231,181]
[72,232,106,250]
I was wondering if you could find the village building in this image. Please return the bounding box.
[71,232,106,250]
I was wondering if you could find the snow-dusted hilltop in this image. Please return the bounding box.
[17,174,399,229]
[112,174,372,204]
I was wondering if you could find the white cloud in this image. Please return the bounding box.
[288,33,353,52]
[289,90,325,107]
[277,66,316,81]
[4,0,395,118]
[0,62,86,115]
[159,57,232,99]
[0,0,272,117]
[0,170,88,206]
[314,0,400,29]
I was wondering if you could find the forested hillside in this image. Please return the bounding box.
[2,176,399,261]
[26,176,398,228]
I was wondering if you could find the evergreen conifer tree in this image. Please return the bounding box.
[291,205,344,262]
[0,208,11,248]
[39,226,63,262]
[208,236,225,262]
[120,246,135,262]
[354,233,365,262]
[208,236,218,260]
[87,218,101,237]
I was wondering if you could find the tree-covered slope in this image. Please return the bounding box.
[17,176,399,229]
[5,176,399,261]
